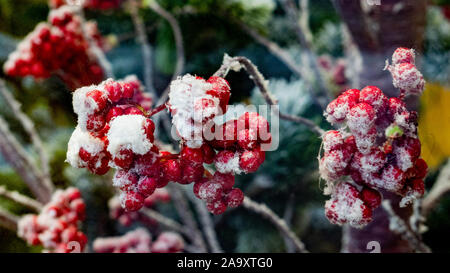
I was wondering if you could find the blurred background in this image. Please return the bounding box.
[0,0,450,253]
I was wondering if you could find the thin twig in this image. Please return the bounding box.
[0,116,52,203]
[0,80,52,190]
[148,0,185,105]
[77,8,114,79]
[128,0,157,96]
[283,194,296,253]
[280,0,331,103]
[382,200,431,253]
[237,21,303,78]
[186,189,223,253]
[214,55,325,136]
[422,159,450,217]
[0,186,43,212]
[0,207,18,232]
[168,183,207,252]
[242,196,308,253]
[140,208,187,236]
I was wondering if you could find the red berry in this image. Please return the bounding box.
[360,187,382,209]
[198,181,223,202]
[392,47,415,65]
[239,148,265,173]
[106,107,124,122]
[105,81,123,102]
[137,176,157,197]
[237,128,258,150]
[86,89,108,112]
[180,146,204,167]
[180,164,204,184]
[124,107,143,116]
[113,148,134,169]
[414,158,428,179]
[201,144,215,164]
[162,159,182,182]
[86,113,106,132]
[206,199,227,215]
[123,191,145,212]
[322,130,344,153]
[212,172,235,191]
[225,188,244,208]
[359,86,388,112]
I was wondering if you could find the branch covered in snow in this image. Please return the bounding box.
[0,207,18,231]
[422,159,450,217]
[167,184,207,252]
[242,196,308,253]
[0,186,43,212]
[382,200,431,253]
[0,116,52,203]
[214,55,325,136]
[186,189,223,253]
[128,0,156,96]
[0,80,52,186]
[149,0,185,105]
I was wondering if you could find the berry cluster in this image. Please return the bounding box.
[167,75,270,213]
[17,188,87,253]
[3,6,104,89]
[385,47,425,98]
[93,228,184,253]
[320,48,427,228]
[66,76,161,211]
[49,0,124,10]
[109,188,170,227]
[67,74,270,215]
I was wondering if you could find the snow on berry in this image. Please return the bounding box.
[168,74,223,148]
[150,232,184,253]
[324,88,360,124]
[324,182,372,229]
[93,228,152,253]
[385,48,425,97]
[17,188,87,253]
[106,115,153,157]
[213,150,241,174]
[392,47,416,65]
[319,48,428,228]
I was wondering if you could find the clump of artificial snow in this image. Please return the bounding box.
[66,126,105,167]
[168,74,220,148]
[106,115,153,156]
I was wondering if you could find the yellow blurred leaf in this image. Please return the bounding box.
[418,83,450,169]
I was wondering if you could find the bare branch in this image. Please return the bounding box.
[0,186,43,212]
[167,183,207,252]
[0,80,52,190]
[422,159,450,217]
[0,116,52,203]
[237,21,303,78]
[280,0,331,103]
[186,189,223,253]
[242,196,308,253]
[128,0,157,96]
[0,207,18,232]
[148,0,185,105]
[214,55,325,136]
[382,200,431,253]
[140,208,187,236]
[283,194,296,253]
